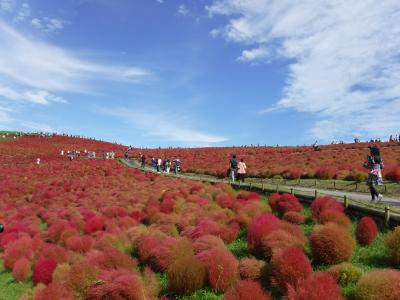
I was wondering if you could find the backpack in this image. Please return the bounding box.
[230,159,238,169]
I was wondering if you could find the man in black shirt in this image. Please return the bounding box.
[229,154,238,182]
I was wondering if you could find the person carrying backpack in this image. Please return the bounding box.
[229,154,238,182]
[364,145,384,202]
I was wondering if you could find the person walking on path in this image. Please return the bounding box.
[151,157,157,171]
[165,159,171,174]
[141,155,146,169]
[229,154,238,182]
[174,158,181,175]
[157,158,162,173]
[364,145,384,202]
[237,158,247,182]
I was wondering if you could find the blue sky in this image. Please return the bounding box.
[0,0,399,147]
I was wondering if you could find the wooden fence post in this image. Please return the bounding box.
[333,181,336,189]
[290,188,294,195]
[314,189,318,199]
[344,195,348,208]
[249,182,252,190]
[262,183,264,191]
[276,185,279,193]
[385,205,391,227]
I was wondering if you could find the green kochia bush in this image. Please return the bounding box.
[327,262,363,286]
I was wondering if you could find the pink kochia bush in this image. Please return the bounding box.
[310,223,355,264]
[33,259,57,285]
[287,272,344,300]
[239,258,265,280]
[247,213,281,256]
[274,193,303,216]
[356,216,378,245]
[223,280,271,300]
[270,247,312,292]
[197,248,239,292]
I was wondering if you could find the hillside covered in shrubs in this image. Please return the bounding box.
[0,136,400,299]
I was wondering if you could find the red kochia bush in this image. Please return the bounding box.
[267,193,282,210]
[197,248,239,292]
[283,212,305,225]
[216,192,236,209]
[356,216,378,245]
[86,270,145,300]
[310,223,355,264]
[247,213,281,256]
[311,196,344,221]
[33,282,75,300]
[275,193,303,215]
[319,210,351,229]
[168,255,206,295]
[287,272,344,300]
[355,269,400,300]
[66,235,94,253]
[223,280,271,300]
[84,216,105,234]
[193,235,226,253]
[12,257,31,282]
[33,259,57,285]
[386,165,400,182]
[239,258,265,280]
[271,247,312,292]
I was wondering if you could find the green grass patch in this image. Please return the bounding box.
[0,262,32,300]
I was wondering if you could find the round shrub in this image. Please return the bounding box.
[153,237,194,271]
[247,213,281,256]
[66,262,99,298]
[168,255,206,295]
[319,210,352,230]
[197,248,239,292]
[356,217,378,246]
[216,192,236,209]
[327,262,363,286]
[270,247,312,292]
[236,201,271,229]
[311,196,344,221]
[385,226,400,265]
[84,216,105,235]
[356,269,400,300]
[275,193,303,215]
[239,258,265,280]
[261,229,305,261]
[267,193,282,211]
[310,223,355,264]
[223,280,271,300]
[12,257,31,282]
[283,211,305,225]
[287,272,344,300]
[33,259,57,285]
[193,235,226,253]
[33,282,74,300]
[86,270,145,300]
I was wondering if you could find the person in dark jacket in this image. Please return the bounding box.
[364,145,384,202]
[229,154,238,182]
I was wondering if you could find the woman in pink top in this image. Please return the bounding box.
[237,159,247,182]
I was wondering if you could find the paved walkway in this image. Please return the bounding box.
[120,158,400,209]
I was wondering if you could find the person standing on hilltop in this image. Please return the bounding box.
[229,154,238,182]
[237,158,247,182]
[364,145,384,202]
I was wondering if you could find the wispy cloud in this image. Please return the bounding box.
[0,85,66,105]
[0,21,150,92]
[156,0,164,3]
[0,0,16,12]
[178,4,189,16]
[100,107,228,145]
[208,0,400,141]
[237,47,269,62]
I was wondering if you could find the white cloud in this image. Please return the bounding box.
[237,46,269,62]
[0,21,150,93]
[0,0,15,12]
[156,0,164,3]
[208,0,400,141]
[101,108,228,145]
[0,86,66,105]
[14,2,30,22]
[178,4,189,16]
